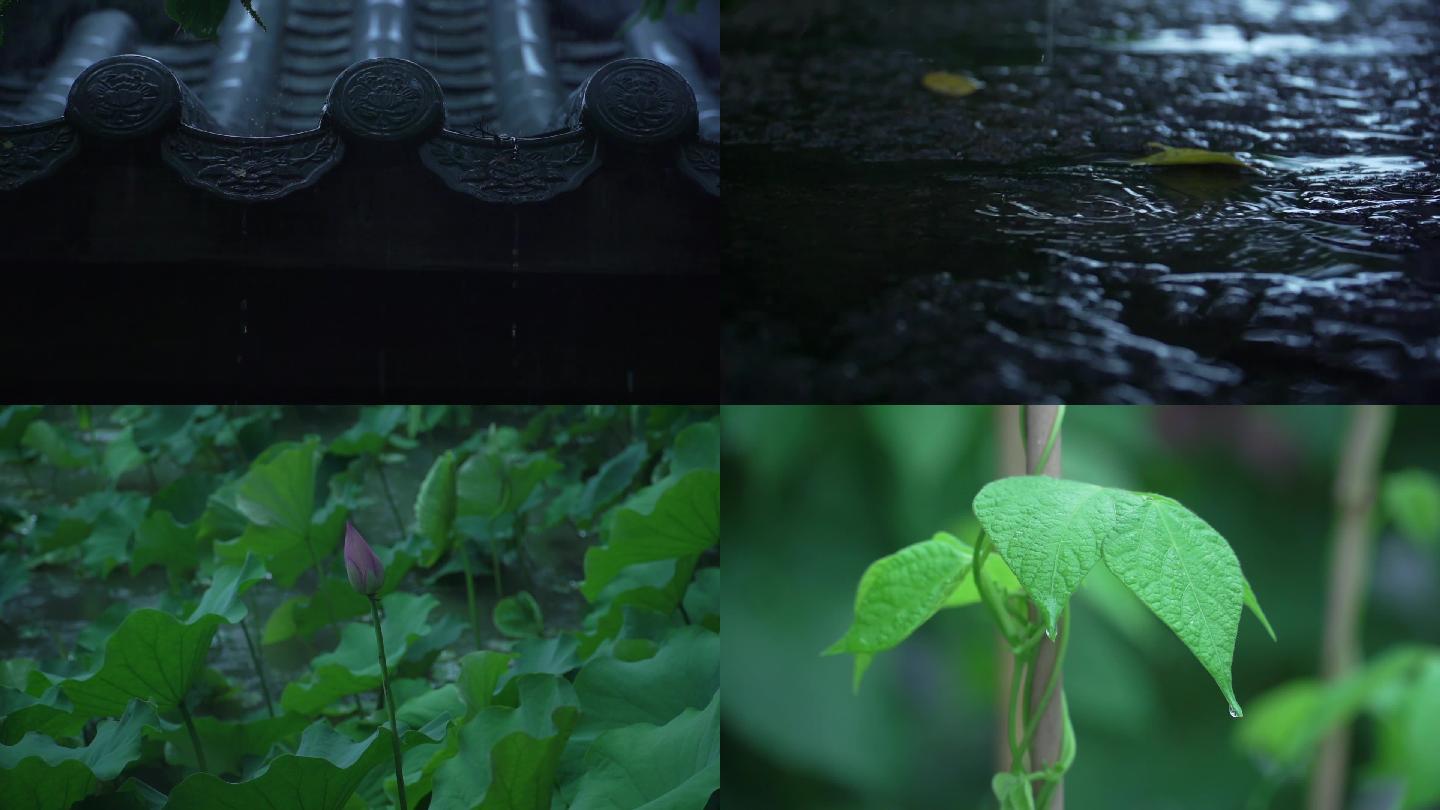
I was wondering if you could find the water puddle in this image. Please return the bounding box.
[1241,0,1347,23]
[1257,153,1427,178]
[1102,24,1427,57]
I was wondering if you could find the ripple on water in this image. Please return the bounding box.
[964,156,1424,275]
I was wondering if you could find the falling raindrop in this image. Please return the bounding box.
[1042,0,1055,68]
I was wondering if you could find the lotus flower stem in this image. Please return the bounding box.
[491,540,504,597]
[177,698,209,773]
[239,616,276,718]
[458,545,481,650]
[492,479,510,597]
[370,596,409,810]
[375,458,406,536]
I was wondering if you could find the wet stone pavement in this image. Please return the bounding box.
[723,0,1440,401]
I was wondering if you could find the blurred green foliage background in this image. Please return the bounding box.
[721,406,1440,810]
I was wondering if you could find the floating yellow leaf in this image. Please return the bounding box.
[1131,142,1250,168]
[922,71,982,98]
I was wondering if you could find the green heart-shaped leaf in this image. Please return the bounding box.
[974,476,1141,635]
[822,532,973,691]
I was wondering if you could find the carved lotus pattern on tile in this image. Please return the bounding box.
[0,124,79,191]
[346,71,425,130]
[84,66,164,129]
[163,129,342,201]
[602,72,677,133]
[422,136,596,203]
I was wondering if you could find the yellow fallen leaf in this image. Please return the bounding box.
[922,71,983,98]
[1131,142,1250,168]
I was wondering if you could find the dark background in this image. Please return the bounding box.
[0,0,719,401]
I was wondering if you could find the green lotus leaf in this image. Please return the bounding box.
[395,685,466,730]
[569,691,719,810]
[103,426,146,481]
[131,510,201,584]
[61,555,264,717]
[329,406,405,457]
[0,700,158,810]
[578,558,696,660]
[0,758,95,810]
[154,711,310,775]
[493,591,544,639]
[261,576,370,646]
[574,626,719,731]
[668,421,719,478]
[457,651,516,719]
[683,567,720,629]
[280,593,439,715]
[572,443,650,521]
[22,421,94,469]
[60,612,214,717]
[0,552,30,616]
[187,553,269,624]
[459,451,561,520]
[234,439,319,547]
[580,469,719,601]
[0,405,43,455]
[429,675,581,810]
[164,716,448,810]
[0,686,86,745]
[415,450,458,566]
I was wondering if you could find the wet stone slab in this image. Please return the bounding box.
[723,0,1440,401]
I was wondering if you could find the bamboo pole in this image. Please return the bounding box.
[1308,405,1394,810]
[1024,405,1065,809]
[994,406,1026,773]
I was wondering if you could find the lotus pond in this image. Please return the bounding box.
[0,405,720,810]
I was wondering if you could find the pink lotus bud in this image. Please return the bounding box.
[344,522,385,596]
